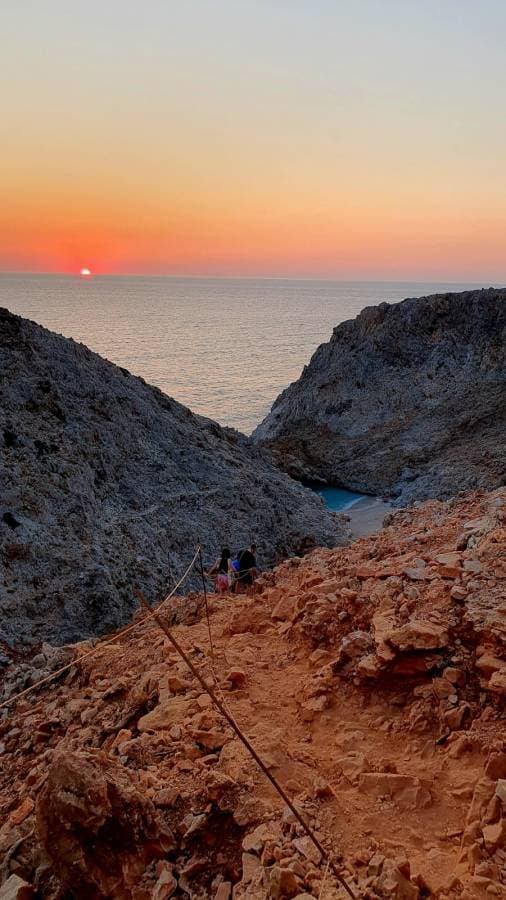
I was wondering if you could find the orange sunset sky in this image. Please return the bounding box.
[2,1,506,280]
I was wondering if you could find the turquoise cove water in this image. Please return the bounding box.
[313,486,365,510]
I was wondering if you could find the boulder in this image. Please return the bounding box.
[271,595,297,622]
[434,552,462,567]
[358,772,432,810]
[268,866,300,899]
[482,819,506,852]
[402,567,431,581]
[336,752,372,783]
[368,853,385,876]
[311,578,340,595]
[152,862,178,899]
[475,653,505,677]
[241,851,262,883]
[372,858,419,899]
[463,558,483,573]
[356,653,384,679]
[292,836,322,865]
[138,697,196,731]
[383,620,448,652]
[227,607,267,636]
[190,729,230,751]
[340,630,374,658]
[443,703,472,731]
[35,750,174,898]
[242,823,278,855]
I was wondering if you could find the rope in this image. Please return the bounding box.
[318,859,331,899]
[0,546,201,712]
[137,591,356,899]
[2,541,356,897]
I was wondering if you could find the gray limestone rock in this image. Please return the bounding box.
[253,288,506,504]
[0,308,347,646]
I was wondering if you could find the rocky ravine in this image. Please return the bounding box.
[1,487,506,898]
[253,288,506,505]
[0,308,347,647]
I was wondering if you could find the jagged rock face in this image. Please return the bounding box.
[0,308,346,646]
[253,288,506,504]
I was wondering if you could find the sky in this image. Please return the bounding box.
[2,0,506,280]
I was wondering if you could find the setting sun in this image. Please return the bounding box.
[79,268,91,278]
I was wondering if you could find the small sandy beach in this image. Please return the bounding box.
[345,495,393,538]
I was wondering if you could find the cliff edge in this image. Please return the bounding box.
[253,288,506,504]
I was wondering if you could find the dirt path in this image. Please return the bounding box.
[182,593,488,896]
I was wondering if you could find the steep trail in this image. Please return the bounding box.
[173,595,487,896]
[1,486,506,897]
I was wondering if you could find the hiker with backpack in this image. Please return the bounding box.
[235,543,257,593]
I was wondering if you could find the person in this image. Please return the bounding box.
[207,547,232,594]
[235,543,257,593]
[229,554,241,592]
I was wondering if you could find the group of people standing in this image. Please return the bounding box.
[207,543,257,594]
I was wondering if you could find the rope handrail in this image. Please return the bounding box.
[2,544,356,897]
[137,590,357,899]
[0,546,201,712]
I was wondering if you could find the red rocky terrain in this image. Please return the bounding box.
[1,487,506,899]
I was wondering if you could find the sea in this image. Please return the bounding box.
[1,274,491,437]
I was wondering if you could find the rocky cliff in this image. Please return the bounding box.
[1,487,506,898]
[253,288,506,504]
[0,308,346,646]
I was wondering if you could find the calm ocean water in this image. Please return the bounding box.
[1,274,490,434]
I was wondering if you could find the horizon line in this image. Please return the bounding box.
[0,270,504,286]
